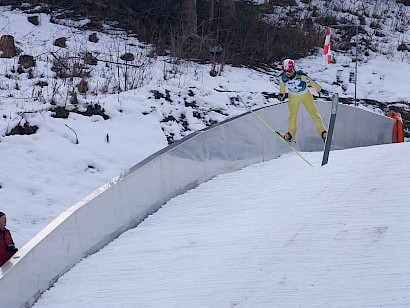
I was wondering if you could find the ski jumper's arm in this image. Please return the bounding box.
[278,74,286,94]
[300,73,322,92]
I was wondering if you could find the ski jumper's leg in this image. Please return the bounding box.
[287,94,301,139]
[301,92,326,135]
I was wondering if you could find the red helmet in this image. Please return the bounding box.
[281,59,296,75]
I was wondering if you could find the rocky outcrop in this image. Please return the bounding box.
[0,35,19,58]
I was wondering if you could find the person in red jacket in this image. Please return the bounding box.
[0,212,18,267]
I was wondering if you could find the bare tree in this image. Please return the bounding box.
[181,0,198,36]
[206,0,236,33]
[219,0,235,22]
[208,0,215,31]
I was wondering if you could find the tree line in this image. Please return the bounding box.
[11,0,322,67]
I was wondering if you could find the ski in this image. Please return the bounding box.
[237,96,313,167]
[321,93,339,166]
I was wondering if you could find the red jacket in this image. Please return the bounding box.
[0,228,16,267]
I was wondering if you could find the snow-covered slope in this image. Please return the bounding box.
[33,142,410,307]
[0,3,408,249]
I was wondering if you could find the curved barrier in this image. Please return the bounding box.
[0,101,394,307]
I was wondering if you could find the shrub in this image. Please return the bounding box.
[33,0,320,67]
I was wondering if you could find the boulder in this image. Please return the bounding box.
[54,37,67,48]
[28,16,39,25]
[0,35,19,58]
[120,52,135,61]
[18,54,36,69]
[88,33,99,43]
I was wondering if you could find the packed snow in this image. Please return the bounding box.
[33,143,410,307]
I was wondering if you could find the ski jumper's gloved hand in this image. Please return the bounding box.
[319,89,329,97]
[278,93,288,102]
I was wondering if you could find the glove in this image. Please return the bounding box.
[278,93,288,102]
[319,89,329,97]
[6,244,18,253]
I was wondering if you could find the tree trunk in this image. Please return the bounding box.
[219,0,235,22]
[181,0,197,36]
[209,0,215,31]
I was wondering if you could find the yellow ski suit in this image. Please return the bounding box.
[279,70,326,140]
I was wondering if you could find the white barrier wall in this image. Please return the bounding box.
[0,101,395,307]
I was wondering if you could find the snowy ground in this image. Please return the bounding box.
[33,142,410,307]
[0,6,409,248]
[0,3,409,306]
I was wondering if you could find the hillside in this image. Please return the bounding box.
[1,1,409,142]
[0,1,409,246]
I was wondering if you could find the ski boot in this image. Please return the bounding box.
[321,131,327,143]
[284,132,292,142]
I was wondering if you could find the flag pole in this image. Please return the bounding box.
[354,24,358,106]
[328,23,359,106]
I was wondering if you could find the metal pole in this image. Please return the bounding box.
[354,24,358,106]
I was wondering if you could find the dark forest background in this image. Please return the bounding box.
[3,0,324,67]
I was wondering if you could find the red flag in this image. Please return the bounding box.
[323,27,332,64]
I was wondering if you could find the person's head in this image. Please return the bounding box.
[0,212,6,231]
[281,59,296,78]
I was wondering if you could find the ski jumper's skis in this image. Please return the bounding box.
[238,96,313,167]
[322,93,339,166]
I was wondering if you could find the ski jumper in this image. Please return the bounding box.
[279,70,326,140]
[0,228,16,267]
